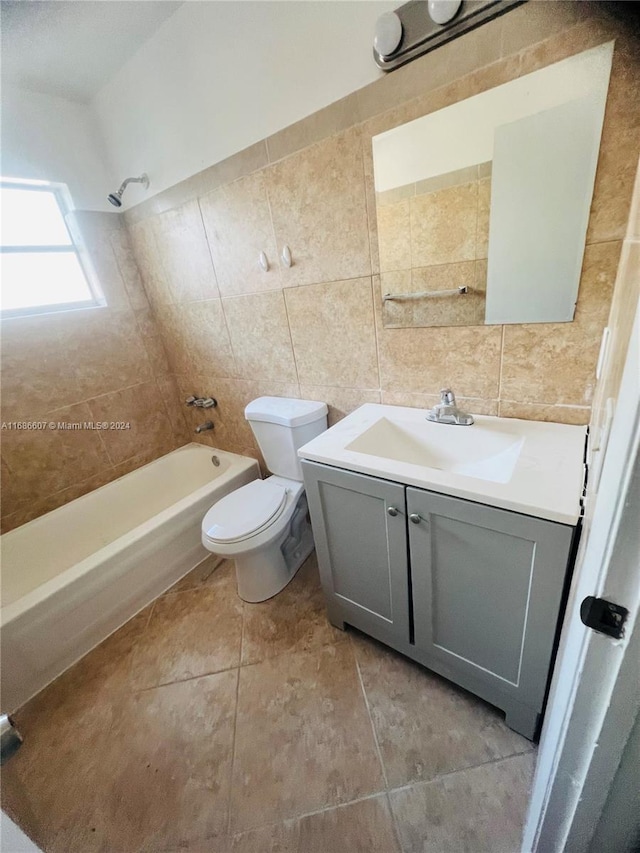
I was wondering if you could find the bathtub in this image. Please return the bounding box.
[0,443,259,711]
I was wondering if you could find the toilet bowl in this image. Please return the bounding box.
[201,397,327,602]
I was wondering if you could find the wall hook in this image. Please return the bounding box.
[259,251,269,272]
[281,245,293,268]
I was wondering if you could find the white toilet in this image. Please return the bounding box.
[201,397,328,602]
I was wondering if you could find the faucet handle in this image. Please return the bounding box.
[440,388,456,405]
[186,395,217,408]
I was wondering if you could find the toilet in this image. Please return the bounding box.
[201,397,328,602]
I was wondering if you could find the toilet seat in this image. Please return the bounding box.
[202,479,288,545]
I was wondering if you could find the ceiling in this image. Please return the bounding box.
[0,1,183,103]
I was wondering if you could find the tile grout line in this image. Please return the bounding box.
[239,590,246,669]
[385,790,407,853]
[262,160,304,392]
[226,664,242,838]
[351,638,407,853]
[217,290,242,383]
[280,287,302,391]
[40,376,162,417]
[236,739,533,844]
[226,592,245,838]
[239,633,350,672]
[231,788,389,841]
[195,195,223,300]
[351,639,390,791]
[355,671,389,790]
[86,396,119,468]
[369,276,384,400]
[263,160,284,286]
[361,136,378,285]
[228,594,248,831]
[385,746,537,799]
[497,322,506,413]
[133,662,241,694]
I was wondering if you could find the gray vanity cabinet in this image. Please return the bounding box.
[406,488,575,738]
[301,461,411,648]
[302,459,577,740]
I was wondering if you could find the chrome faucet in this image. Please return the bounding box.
[426,389,474,426]
[195,421,214,434]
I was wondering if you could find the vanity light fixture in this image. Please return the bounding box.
[373,0,526,71]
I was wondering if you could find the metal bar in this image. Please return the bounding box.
[0,245,74,253]
[383,286,469,302]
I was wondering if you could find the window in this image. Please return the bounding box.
[1,179,100,316]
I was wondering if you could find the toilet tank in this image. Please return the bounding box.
[245,397,328,481]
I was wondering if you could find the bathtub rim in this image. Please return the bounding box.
[1,443,259,626]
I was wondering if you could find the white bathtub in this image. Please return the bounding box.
[0,443,259,711]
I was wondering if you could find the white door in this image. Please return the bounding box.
[523,301,640,851]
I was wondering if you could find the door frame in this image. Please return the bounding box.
[523,299,640,851]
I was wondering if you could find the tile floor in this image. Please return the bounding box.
[2,554,535,852]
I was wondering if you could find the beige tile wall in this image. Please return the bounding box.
[120,2,638,470]
[0,213,190,532]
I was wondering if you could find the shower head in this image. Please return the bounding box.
[107,173,149,207]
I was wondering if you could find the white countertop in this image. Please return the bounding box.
[298,404,586,525]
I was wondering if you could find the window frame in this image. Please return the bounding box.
[0,179,103,318]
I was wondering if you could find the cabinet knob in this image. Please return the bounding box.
[387,506,399,517]
[409,513,422,524]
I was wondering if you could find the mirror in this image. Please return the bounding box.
[372,43,614,328]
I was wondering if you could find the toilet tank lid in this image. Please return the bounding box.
[245,397,328,427]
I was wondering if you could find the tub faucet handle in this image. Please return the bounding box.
[186,395,217,409]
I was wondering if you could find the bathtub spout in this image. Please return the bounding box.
[1,715,23,765]
[195,421,214,434]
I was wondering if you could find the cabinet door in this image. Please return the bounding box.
[407,488,574,714]
[302,461,410,646]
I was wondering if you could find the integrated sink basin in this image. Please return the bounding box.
[298,403,586,524]
[346,416,525,484]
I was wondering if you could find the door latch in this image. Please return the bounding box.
[580,596,629,640]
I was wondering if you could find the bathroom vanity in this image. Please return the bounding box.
[299,404,586,740]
